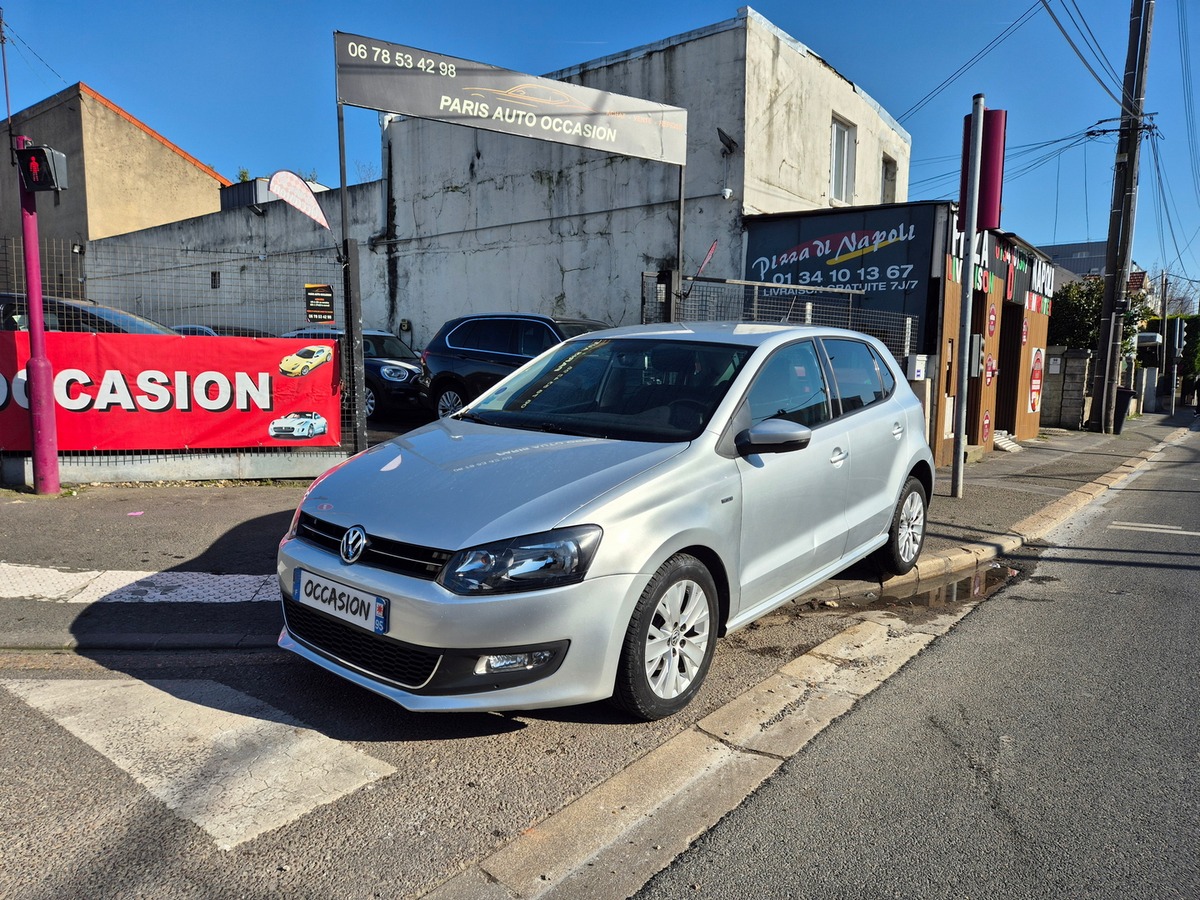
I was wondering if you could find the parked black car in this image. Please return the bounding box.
[280,327,423,419]
[1,293,178,334]
[420,312,606,416]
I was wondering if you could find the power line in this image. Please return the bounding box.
[1063,0,1125,88]
[896,1,1041,123]
[0,17,66,88]
[1039,0,1137,116]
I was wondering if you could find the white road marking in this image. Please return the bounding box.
[0,562,276,603]
[1109,522,1200,537]
[2,678,395,850]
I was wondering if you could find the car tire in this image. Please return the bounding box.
[875,475,927,577]
[300,365,311,376]
[364,382,378,420]
[612,553,718,721]
[435,384,466,418]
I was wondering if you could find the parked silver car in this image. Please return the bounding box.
[277,322,934,720]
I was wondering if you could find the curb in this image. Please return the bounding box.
[417,427,1191,900]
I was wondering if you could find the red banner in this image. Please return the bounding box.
[0,333,342,451]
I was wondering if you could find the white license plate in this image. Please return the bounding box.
[294,569,389,634]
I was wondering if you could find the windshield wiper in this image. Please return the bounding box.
[454,411,494,425]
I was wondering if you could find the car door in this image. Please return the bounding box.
[453,318,519,399]
[820,337,910,555]
[733,339,851,614]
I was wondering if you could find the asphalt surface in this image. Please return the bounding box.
[0,409,1196,651]
[2,407,1197,900]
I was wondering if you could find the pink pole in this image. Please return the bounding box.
[16,134,60,494]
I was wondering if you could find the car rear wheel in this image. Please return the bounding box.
[876,475,927,576]
[435,384,465,418]
[612,553,717,721]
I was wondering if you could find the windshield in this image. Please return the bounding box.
[467,337,754,441]
[366,334,418,360]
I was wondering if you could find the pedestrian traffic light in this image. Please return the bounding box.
[15,145,68,192]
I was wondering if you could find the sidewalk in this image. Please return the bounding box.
[1,409,1196,651]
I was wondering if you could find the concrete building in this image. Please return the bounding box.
[0,82,230,246]
[375,7,912,343]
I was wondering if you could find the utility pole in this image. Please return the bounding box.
[1092,0,1155,433]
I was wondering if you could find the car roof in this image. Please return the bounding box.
[443,312,604,326]
[564,321,880,350]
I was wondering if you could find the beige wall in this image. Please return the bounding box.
[0,84,228,247]
[78,89,226,239]
[0,91,89,244]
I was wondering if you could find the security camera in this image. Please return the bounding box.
[721,188,733,200]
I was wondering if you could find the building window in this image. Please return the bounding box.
[881,155,897,204]
[831,117,856,203]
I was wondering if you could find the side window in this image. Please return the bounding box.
[454,320,514,354]
[746,341,831,427]
[823,339,889,415]
[518,322,558,357]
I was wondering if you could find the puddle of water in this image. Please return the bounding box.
[832,563,1022,623]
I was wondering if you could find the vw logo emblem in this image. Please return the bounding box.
[340,525,368,564]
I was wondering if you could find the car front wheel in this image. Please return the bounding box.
[613,553,718,721]
[435,384,465,417]
[876,475,927,576]
[364,383,378,419]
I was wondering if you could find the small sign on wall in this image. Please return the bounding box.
[305,284,335,323]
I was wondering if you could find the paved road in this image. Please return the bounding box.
[635,435,1200,899]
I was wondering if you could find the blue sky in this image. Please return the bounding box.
[4,1,1197,289]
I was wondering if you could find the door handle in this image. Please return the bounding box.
[892,423,904,439]
[830,448,848,466]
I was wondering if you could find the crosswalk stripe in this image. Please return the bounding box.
[0,562,276,604]
[2,678,394,850]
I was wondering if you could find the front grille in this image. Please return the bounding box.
[296,512,452,580]
[283,596,441,689]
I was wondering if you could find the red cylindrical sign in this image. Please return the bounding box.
[1029,349,1044,413]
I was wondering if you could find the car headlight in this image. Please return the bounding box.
[379,365,414,382]
[439,525,602,594]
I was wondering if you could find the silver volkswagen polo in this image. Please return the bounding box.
[277,322,934,720]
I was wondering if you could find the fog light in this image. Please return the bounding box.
[475,649,557,675]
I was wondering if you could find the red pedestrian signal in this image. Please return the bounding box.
[16,146,68,192]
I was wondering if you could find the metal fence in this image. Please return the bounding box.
[1,237,354,484]
[641,273,919,361]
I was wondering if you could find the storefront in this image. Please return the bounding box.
[744,202,1054,468]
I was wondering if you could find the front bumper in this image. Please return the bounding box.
[277,536,641,712]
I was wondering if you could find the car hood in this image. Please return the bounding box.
[304,419,684,549]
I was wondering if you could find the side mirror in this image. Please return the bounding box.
[735,418,812,456]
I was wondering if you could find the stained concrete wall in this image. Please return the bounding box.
[85,181,387,336]
[742,16,910,213]
[377,8,910,349]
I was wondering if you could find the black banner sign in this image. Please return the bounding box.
[335,32,688,166]
[305,283,335,323]
[744,205,941,320]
